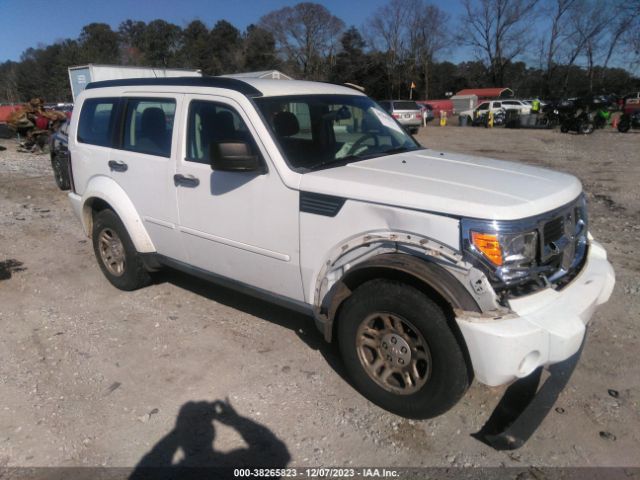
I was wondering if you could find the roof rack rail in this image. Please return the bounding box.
[85,76,263,97]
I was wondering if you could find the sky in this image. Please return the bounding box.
[0,0,467,62]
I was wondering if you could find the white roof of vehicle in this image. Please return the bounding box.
[241,79,366,97]
[221,70,293,80]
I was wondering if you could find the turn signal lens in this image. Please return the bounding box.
[471,232,503,266]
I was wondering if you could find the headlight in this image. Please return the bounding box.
[463,219,540,284]
[470,230,537,273]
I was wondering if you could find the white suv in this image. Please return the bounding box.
[67,77,614,419]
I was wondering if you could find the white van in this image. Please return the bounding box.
[67,77,614,418]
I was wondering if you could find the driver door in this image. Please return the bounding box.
[174,95,303,302]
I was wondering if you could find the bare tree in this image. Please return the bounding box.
[367,0,414,97]
[259,2,344,80]
[409,4,450,99]
[611,0,640,74]
[558,0,609,94]
[539,0,576,95]
[460,0,539,86]
[0,62,19,103]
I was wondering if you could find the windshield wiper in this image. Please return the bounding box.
[305,146,425,172]
[305,153,379,171]
[381,146,424,156]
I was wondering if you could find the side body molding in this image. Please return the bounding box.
[80,175,156,253]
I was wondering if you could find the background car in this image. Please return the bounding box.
[49,119,71,190]
[501,99,532,114]
[459,100,504,122]
[378,100,423,134]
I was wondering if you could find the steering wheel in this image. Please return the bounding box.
[347,133,379,156]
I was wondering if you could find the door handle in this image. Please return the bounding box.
[174,174,200,188]
[108,160,128,172]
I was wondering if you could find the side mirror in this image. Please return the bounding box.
[210,141,263,172]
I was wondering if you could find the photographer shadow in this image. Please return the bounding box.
[129,399,290,479]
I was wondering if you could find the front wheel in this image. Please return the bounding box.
[337,279,470,418]
[92,209,152,291]
[579,122,595,135]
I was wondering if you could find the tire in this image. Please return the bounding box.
[51,153,71,190]
[579,122,594,135]
[92,209,152,291]
[410,127,419,135]
[337,279,470,419]
[560,124,569,133]
[0,123,13,139]
[618,121,630,133]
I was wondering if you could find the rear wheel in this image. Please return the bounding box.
[92,209,151,291]
[337,279,470,418]
[618,120,630,133]
[51,153,70,190]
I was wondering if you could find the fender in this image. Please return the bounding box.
[80,175,156,253]
[312,231,499,342]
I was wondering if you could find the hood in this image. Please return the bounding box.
[299,150,582,220]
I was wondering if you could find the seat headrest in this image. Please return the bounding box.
[273,111,299,137]
[213,110,236,139]
[141,107,166,134]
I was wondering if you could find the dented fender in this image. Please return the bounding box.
[312,230,502,342]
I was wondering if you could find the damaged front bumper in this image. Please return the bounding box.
[455,240,615,387]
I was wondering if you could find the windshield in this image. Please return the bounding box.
[254,94,423,171]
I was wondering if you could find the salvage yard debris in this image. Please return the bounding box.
[5,98,68,152]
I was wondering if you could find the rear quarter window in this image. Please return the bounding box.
[77,98,118,147]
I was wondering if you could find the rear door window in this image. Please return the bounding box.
[122,98,176,157]
[77,98,118,147]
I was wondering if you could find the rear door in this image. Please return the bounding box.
[108,94,186,262]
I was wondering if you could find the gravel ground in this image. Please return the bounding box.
[0,126,638,472]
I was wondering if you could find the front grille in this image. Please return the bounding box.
[462,195,589,300]
[543,217,563,243]
[534,199,587,290]
[499,197,588,298]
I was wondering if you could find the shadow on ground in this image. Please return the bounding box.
[129,399,290,479]
[155,268,349,383]
[0,259,25,280]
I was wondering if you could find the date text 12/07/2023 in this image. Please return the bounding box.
[233,468,400,478]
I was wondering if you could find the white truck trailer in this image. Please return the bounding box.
[68,64,201,101]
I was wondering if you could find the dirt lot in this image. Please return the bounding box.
[0,126,638,472]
